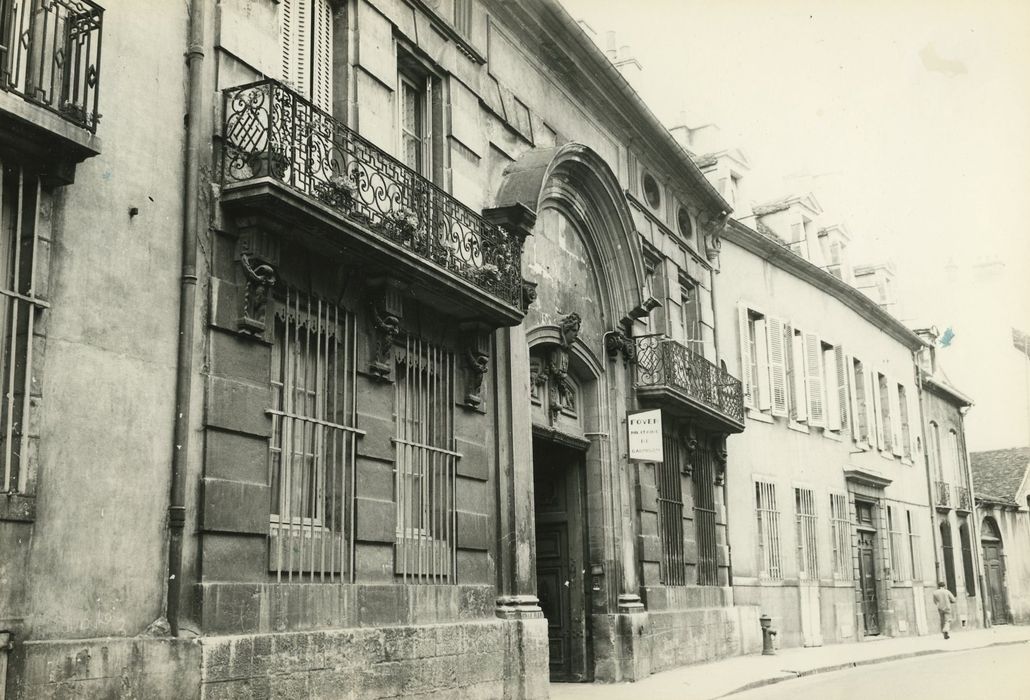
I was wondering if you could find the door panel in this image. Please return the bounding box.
[536,525,570,675]
[982,542,1009,624]
[858,530,880,635]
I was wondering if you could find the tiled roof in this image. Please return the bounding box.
[970,447,1030,506]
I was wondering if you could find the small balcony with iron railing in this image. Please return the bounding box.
[633,334,745,433]
[934,480,951,510]
[220,79,525,326]
[954,484,972,512]
[0,0,103,170]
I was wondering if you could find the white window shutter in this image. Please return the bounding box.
[824,346,842,431]
[804,333,825,427]
[870,372,884,449]
[847,356,862,441]
[908,389,919,460]
[755,318,772,411]
[791,330,808,422]
[767,317,788,417]
[835,346,849,431]
[738,306,755,409]
[312,0,334,112]
[280,0,310,96]
[889,381,903,456]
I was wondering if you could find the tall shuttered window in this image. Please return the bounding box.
[269,290,358,581]
[280,0,333,111]
[887,505,909,582]
[959,518,976,596]
[898,384,912,460]
[394,335,457,583]
[907,510,923,581]
[756,481,782,580]
[830,493,852,580]
[0,164,44,497]
[794,487,818,579]
[399,70,431,177]
[657,431,685,586]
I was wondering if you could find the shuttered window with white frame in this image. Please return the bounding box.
[898,383,913,460]
[804,332,825,427]
[766,317,788,417]
[280,0,334,112]
[834,347,849,433]
[889,380,903,457]
[738,305,755,410]
[754,316,772,411]
[789,327,807,422]
[868,369,881,449]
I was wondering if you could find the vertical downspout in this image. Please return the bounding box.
[167,0,206,637]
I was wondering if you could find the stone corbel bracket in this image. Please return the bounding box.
[367,277,405,381]
[699,210,729,263]
[681,423,699,477]
[461,322,491,409]
[604,327,637,366]
[235,229,281,338]
[711,433,728,485]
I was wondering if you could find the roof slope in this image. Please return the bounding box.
[971,447,1030,506]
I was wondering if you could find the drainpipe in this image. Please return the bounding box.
[166,0,206,637]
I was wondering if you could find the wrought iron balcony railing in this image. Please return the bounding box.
[934,480,951,508]
[954,484,972,511]
[0,0,103,132]
[222,79,523,309]
[634,334,745,426]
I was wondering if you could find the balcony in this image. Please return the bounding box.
[934,480,951,509]
[220,79,525,326]
[0,0,103,177]
[633,335,745,433]
[954,484,972,512]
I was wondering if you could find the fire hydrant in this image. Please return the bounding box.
[759,613,777,655]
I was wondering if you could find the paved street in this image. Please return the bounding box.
[733,643,1030,700]
[549,626,1030,700]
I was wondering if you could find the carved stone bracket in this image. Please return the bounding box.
[711,433,728,485]
[604,328,637,366]
[542,313,581,423]
[699,210,729,263]
[367,278,405,381]
[462,322,491,409]
[235,229,281,338]
[681,424,699,477]
[521,278,538,312]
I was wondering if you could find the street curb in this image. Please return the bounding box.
[717,638,1030,698]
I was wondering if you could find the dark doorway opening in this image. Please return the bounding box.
[856,500,880,636]
[981,518,1010,625]
[533,435,591,682]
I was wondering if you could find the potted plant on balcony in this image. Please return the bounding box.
[385,206,420,243]
[315,174,357,210]
[247,142,291,180]
[475,263,501,288]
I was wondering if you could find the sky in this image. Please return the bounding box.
[559,0,1030,329]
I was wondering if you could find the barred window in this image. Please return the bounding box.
[888,505,909,582]
[394,335,457,583]
[907,509,923,581]
[269,290,358,581]
[829,493,852,580]
[794,487,818,579]
[693,439,719,586]
[0,164,44,497]
[657,431,685,585]
[755,481,782,580]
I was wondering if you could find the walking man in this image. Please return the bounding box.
[932,581,957,639]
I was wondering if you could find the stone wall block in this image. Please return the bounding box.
[201,477,270,535]
[356,411,395,461]
[355,496,395,544]
[456,510,489,551]
[210,328,271,384]
[207,375,272,437]
[455,436,489,481]
[205,429,268,483]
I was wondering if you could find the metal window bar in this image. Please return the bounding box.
[887,506,909,582]
[268,288,359,582]
[394,334,456,584]
[656,431,685,586]
[829,493,852,580]
[694,438,719,586]
[0,0,103,131]
[906,510,922,581]
[222,79,523,308]
[755,481,781,580]
[0,163,43,496]
[794,488,818,579]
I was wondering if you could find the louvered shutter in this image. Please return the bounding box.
[835,346,849,431]
[311,0,334,112]
[755,318,772,411]
[824,346,841,431]
[889,381,903,456]
[738,306,755,409]
[790,329,807,422]
[907,388,919,459]
[870,372,884,449]
[280,0,333,110]
[767,317,788,417]
[804,333,825,427]
[847,356,862,441]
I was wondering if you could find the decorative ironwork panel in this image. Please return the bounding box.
[657,431,685,586]
[222,79,523,309]
[954,485,971,511]
[693,437,719,586]
[0,0,104,131]
[633,335,745,424]
[934,479,951,508]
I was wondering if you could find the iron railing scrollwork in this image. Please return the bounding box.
[634,334,745,424]
[222,79,523,309]
[934,480,951,508]
[0,0,103,132]
[954,485,971,511]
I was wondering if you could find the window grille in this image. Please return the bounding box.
[755,481,782,580]
[657,431,685,585]
[269,289,359,581]
[794,488,818,579]
[906,510,922,581]
[693,438,719,586]
[829,493,852,580]
[887,505,909,582]
[394,335,457,583]
[0,164,44,496]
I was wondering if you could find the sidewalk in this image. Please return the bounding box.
[548,625,1030,700]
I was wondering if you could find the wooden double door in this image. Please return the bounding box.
[982,538,1009,624]
[533,437,591,682]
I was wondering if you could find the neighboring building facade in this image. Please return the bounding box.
[914,328,985,631]
[971,447,1030,625]
[2,0,761,697]
[715,213,941,650]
